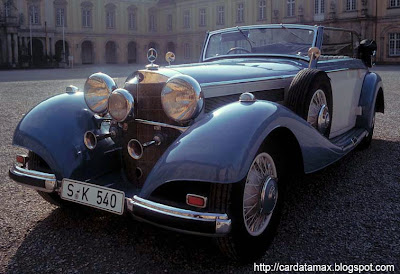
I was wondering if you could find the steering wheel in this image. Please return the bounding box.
[226,47,251,54]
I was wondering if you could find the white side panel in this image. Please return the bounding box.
[328,69,367,138]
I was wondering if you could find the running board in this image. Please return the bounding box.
[330,128,368,152]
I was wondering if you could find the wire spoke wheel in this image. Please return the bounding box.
[307,89,330,134]
[243,152,278,236]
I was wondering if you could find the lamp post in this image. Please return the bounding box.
[29,14,33,64]
[62,11,66,63]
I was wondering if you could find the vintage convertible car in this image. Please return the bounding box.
[9,24,384,261]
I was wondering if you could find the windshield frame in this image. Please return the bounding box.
[201,24,318,62]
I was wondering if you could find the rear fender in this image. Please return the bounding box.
[140,101,345,198]
[12,92,118,180]
[356,72,384,129]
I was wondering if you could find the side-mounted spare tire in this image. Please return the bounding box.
[285,69,333,137]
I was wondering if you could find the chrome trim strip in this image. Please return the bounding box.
[10,164,56,193]
[325,68,350,73]
[200,74,296,88]
[127,196,231,234]
[135,119,188,133]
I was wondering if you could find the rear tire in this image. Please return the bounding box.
[210,146,284,262]
[358,106,376,150]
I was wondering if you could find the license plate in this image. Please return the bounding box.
[61,179,125,215]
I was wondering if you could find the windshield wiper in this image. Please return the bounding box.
[280,24,307,43]
[237,26,255,47]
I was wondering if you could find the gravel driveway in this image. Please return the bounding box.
[0,65,399,273]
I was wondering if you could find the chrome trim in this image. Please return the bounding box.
[343,130,368,151]
[84,72,117,114]
[325,68,350,72]
[108,88,135,122]
[239,92,256,102]
[10,164,56,193]
[135,119,188,133]
[186,194,208,209]
[65,85,79,94]
[84,131,97,150]
[201,74,295,88]
[161,75,204,123]
[128,196,231,234]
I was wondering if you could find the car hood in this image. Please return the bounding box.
[165,58,306,85]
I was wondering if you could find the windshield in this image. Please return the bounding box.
[204,26,316,60]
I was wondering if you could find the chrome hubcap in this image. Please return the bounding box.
[307,89,330,135]
[243,152,278,236]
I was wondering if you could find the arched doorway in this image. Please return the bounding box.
[148,42,157,51]
[81,40,93,64]
[167,42,175,53]
[55,40,69,62]
[127,41,136,63]
[29,38,44,66]
[105,41,117,63]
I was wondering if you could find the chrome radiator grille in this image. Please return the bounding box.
[122,83,180,187]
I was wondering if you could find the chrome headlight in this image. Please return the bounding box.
[84,72,117,114]
[108,88,134,122]
[161,75,204,122]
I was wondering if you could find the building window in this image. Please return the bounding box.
[199,8,206,26]
[346,0,356,11]
[128,11,136,30]
[149,13,156,32]
[82,9,91,27]
[315,0,325,14]
[29,5,40,24]
[287,0,295,16]
[237,3,244,23]
[389,0,400,7]
[258,0,266,20]
[217,6,225,25]
[184,43,191,59]
[389,33,400,56]
[4,1,11,17]
[183,10,190,29]
[56,7,66,27]
[167,14,172,31]
[105,4,116,29]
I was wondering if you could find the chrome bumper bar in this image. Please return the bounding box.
[9,164,57,193]
[9,164,231,235]
[127,196,231,235]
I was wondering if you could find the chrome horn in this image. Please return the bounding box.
[84,130,116,150]
[127,135,163,160]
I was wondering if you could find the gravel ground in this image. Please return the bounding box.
[0,65,399,273]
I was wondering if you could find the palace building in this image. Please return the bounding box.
[0,0,399,67]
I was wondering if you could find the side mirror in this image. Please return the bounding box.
[358,39,377,68]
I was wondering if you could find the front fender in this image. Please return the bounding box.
[140,101,345,198]
[12,92,118,180]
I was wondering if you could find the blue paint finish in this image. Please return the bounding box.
[356,72,383,130]
[139,101,348,198]
[167,58,305,85]
[12,92,118,180]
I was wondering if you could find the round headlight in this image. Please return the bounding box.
[161,75,204,122]
[108,88,134,122]
[84,73,117,114]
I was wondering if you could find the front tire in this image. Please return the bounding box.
[211,149,283,261]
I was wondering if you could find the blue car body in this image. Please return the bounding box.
[9,24,384,238]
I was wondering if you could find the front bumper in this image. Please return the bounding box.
[9,164,231,236]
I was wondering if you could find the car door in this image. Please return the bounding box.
[318,29,367,139]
